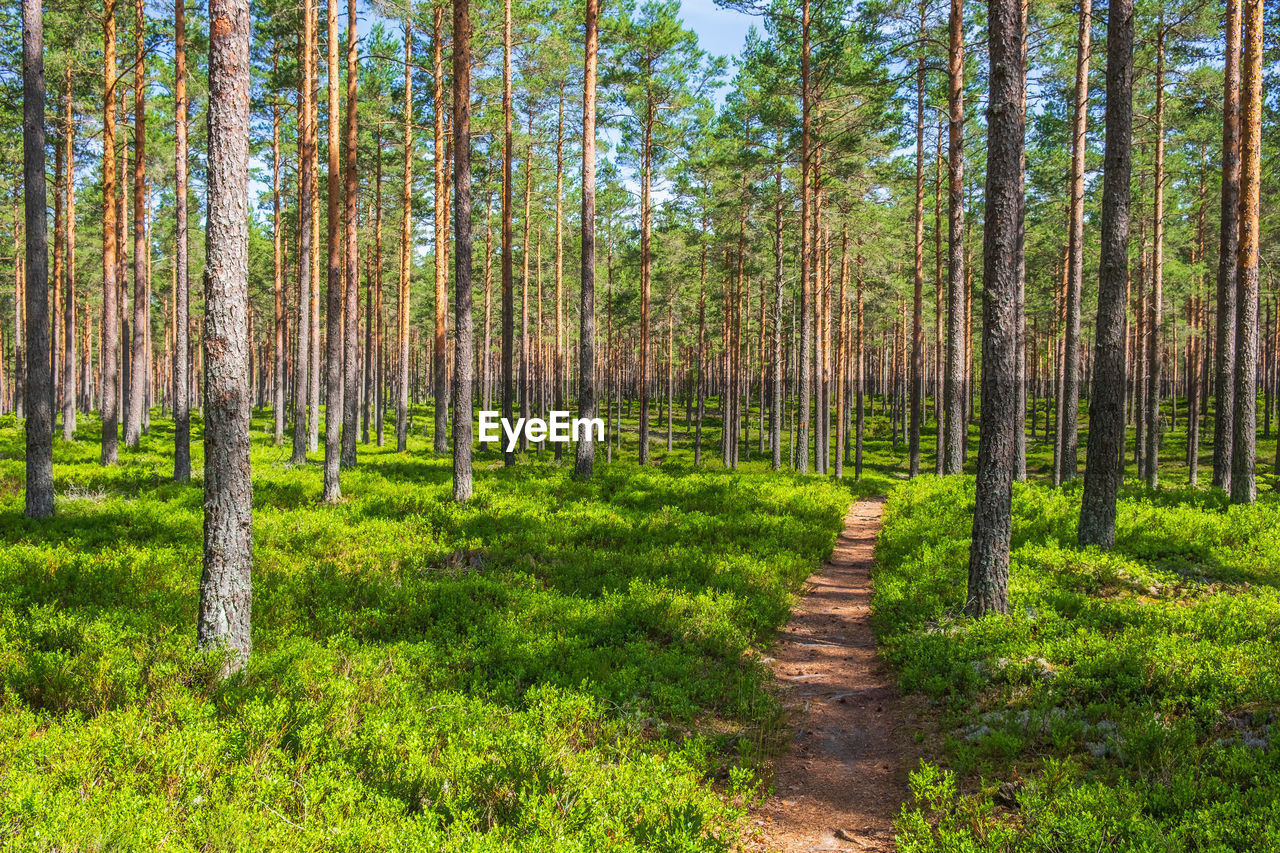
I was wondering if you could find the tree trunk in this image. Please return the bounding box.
[771,162,784,470]
[520,114,533,451]
[397,21,413,453]
[855,247,865,479]
[796,0,811,473]
[292,0,315,465]
[501,0,515,466]
[197,0,253,672]
[452,0,474,501]
[1013,0,1028,483]
[22,0,53,517]
[638,110,653,464]
[966,0,1024,616]
[271,51,285,447]
[432,4,449,454]
[694,239,707,467]
[375,125,385,445]
[62,67,77,442]
[125,0,147,448]
[909,0,925,479]
[321,0,343,502]
[836,227,848,479]
[1230,0,1262,504]
[1213,0,1242,491]
[1060,0,1090,482]
[101,0,120,465]
[1144,22,1165,489]
[341,0,359,467]
[1077,0,1133,548]
[933,121,943,475]
[481,193,493,411]
[574,0,598,477]
[943,0,966,474]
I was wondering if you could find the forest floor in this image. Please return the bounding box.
[744,498,921,853]
[0,408,876,851]
[9,401,1280,850]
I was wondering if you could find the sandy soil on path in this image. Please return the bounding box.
[742,497,920,853]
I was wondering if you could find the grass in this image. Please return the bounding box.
[878,475,1280,852]
[0,404,865,851]
[7,390,1279,850]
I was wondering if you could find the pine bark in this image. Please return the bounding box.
[22,0,53,517]
[452,0,474,501]
[197,0,253,671]
[1144,20,1165,488]
[1060,0,1090,482]
[772,163,784,470]
[125,0,147,447]
[62,68,77,441]
[942,0,966,474]
[177,0,192,473]
[638,106,653,464]
[500,0,515,466]
[432,4,449,454]
[1213,0,1241,491]
[909,0,925,479]
[321,0,343,502]
[1230,0,1262,504]
[396,22,413,453]
[554,94,566,463]
[271,50,285,447]
[796,0,811,472]
[966,0,1024,616]
[292,0,315,465]
[1078,0,1133,548]
[101,0,120,465]
[574,0,599,479]
[341,0,359,466]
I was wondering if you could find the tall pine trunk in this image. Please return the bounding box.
[22,0,53,517]
[966,0,1024,615]
[1213,0,1242,491]
[452,0,475,501]
[125,0,147,448]
[1078,0,1133,548]
[796,0,811,472]
[197,0,253,672]
[292,0,315,465]
[943,0,966,474]
[573,0,596,479]
[321,0,343,502]
[101,0,120,465]
[62,68,77,442]
[501,0,515,466]
[432,5,449,454]
[1060,0,1090,482]
[909,0,925,478]
[1230,0,1262,504]
[271,50,286,447]
[341,0,359,466]
[396,22,413,453]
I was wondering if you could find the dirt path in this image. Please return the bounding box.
[743,497,916,853]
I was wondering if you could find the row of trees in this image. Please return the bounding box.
[8,0,1277,663]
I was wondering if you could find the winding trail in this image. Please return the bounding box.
[744,497,917,853]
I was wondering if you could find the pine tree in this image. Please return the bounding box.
[197,0,254,672]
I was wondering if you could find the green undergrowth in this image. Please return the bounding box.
[0,409,858,851]
[877,475,1280,853]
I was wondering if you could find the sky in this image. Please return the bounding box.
[678,0,757,65]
